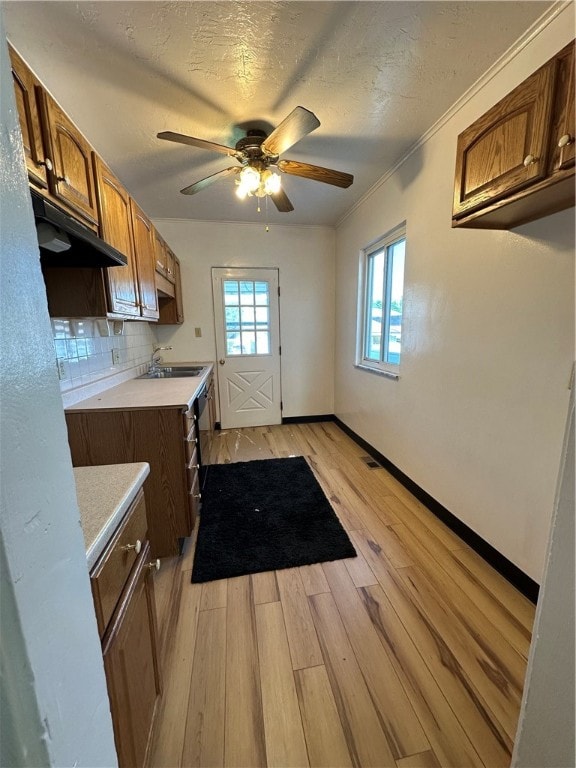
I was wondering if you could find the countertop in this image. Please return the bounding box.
[65,362,213,412]
[74,462,150,569]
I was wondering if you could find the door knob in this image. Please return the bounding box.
[219,359,225,365]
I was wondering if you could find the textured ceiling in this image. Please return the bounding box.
[4,1,552,226]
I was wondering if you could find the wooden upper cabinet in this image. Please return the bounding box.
[93,154,140,317]
[130,200,160,320]
[453,40,575,229]
[38,91,99,227]
[453,60,556,219]
[8,45,48,190]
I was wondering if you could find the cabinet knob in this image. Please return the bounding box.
[523,154,537,167]
[193,493,202,500]
[122,539,142,554]
[39,157,53,172]
[57,174,71,185]
[148,559,161,571]
[219,359,225,365]
[189,463,200,470]
[558,134,573,148]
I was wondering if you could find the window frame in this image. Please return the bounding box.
[356,222,406,379]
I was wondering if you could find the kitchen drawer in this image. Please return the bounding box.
[186,446,200,489]
[90,489,147,637]
[188,473,201,531]
[184,421,198,462]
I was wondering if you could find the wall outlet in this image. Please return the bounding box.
[56,359,66,380]
[195,327,202,338]
[112,348,122,365]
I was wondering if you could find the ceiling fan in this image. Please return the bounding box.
[157,106,353,212]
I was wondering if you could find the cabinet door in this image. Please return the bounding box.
[173,256,185,323]
[102,542,161,768]
[453,60,556,218]
[93,155,140,317]
[165,248,176,284]
[39,91,99,226]
[153,230,167,277]
[549,41,575,172]
[8,45,48,190]
[130,201,160,320]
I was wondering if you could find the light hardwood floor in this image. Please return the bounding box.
[149,422,535,768]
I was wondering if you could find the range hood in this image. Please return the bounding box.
[31,190,127,268]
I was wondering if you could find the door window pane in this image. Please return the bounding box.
[223,279,271,356]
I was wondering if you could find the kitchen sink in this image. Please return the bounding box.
[137,365,208,379]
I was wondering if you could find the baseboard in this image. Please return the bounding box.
[282,414,334,424]
[333,416,540,604]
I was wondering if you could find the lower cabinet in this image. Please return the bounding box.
[90,489,161,767]
[66,405,200,558]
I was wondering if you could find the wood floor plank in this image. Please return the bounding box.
[181,606,227,767]
[225,576,267,768]
[392,520,532,661]
[321,560,431,759]
[276,568,323,670]
[327,464,401,527]
[343,549,378,587]
[251,570,279,604]
[255,601,310,767]
[299,563,331,595]
[358,582,484,768]
[350,528,513,767]
[443,547,535,638]
[148,576,203,768]
[200,578,227,611]
[309,591,397,767]
[395,749,442,768]
[396,564,522,739]
[294,665,353,768]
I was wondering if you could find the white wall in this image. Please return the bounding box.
[334,8,575,583]
[0,18,117,768]
[512,391,575,767]
[152,220,336,419]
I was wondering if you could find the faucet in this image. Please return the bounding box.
[149,346,172,374]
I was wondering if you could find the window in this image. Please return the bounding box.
[357,224,406,375]
[223,279,271,355]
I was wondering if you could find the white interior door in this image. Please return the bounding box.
[212,268,282,429]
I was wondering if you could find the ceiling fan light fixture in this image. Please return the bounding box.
[263,170,281,195]
[239,165,261,193]
[235,166,282,201]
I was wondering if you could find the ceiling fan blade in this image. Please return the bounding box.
[262,106,320,157]
[158,131,238,157]
[277,159,353,188]
[271,187,294,213]
[180,167,240,195]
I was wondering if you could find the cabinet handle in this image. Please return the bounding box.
[57,174,71,185]
[39,157,53,172]
[122,539,142,554]
[558,134,573,148]
[192,492,202,500]
[148,559,161,571]
[523,154,537,167]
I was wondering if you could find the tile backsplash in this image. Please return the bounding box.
[52,318,157,407]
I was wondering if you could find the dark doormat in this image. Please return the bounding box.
[191,456,356,583]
